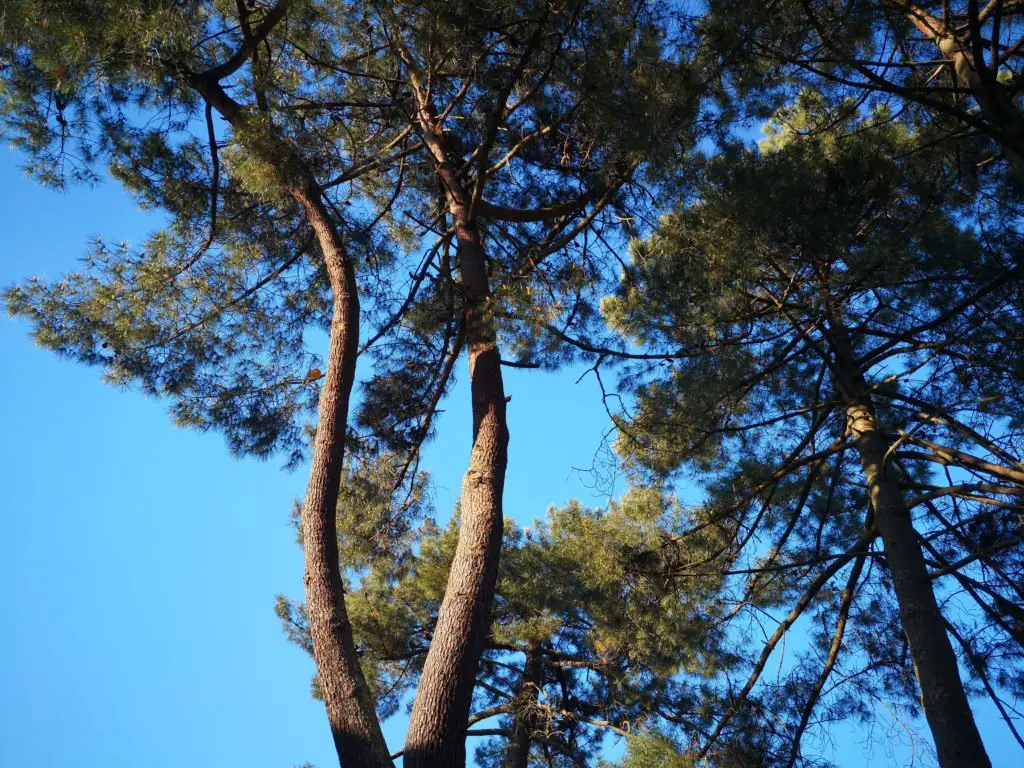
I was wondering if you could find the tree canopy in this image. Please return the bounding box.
[2,1,1022,767]
[601,96,1023,764]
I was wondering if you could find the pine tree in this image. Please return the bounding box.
[2,4,402,763]
[364,4,698,764]
[596,98,1023,766]
[10,4,1019,766]
[701,1,1024,183]
[1,2,701,766]
[278,487,741,767]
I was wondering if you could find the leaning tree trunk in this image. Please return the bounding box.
[207,91,394,768]
[181,13,392,764]
[402,74,510,768]
[199,84,393,768]
[830,320,990,768]
[290,185,395,768]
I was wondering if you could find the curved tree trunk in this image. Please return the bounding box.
[291,186,395,768]
[168,7,392,763]
[188,75,392,767]
[830,319,990,768]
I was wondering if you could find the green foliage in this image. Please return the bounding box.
[279,487,746,762]
[1,0,704,465]
[699,0,1024,185]
[597,96,1024,761]
[608,95,1000,475]
[612,732,694,768]
[6,1,1023,765]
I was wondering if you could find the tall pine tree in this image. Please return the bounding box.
[2,2,700,766]
[595,97,1023,767]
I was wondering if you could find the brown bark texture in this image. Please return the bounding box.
[402,80,510,768]
[292,186,395,768]
[177,8,391,765]
[190,68,392,766]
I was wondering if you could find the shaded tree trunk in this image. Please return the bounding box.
[894,1,1024,182]
[505,647,543,768]
[829,319,991,768]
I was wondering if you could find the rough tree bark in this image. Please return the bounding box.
[184,34,393,764]
[828,318,991,768]
[399,55,511,768]
[291,185,395,768]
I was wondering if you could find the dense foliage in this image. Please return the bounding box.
[2,1,1022,767]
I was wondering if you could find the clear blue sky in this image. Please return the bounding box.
[0,146,1017,767]
[0,146,617,767]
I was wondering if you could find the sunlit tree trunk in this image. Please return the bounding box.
[400,59,510,768]
[291,185,395,768]
[190,66,393,766]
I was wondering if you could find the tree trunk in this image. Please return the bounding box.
[403,86,510,768]
[403,205,509,768]
[291,185,394,768]
[505,647,543,768]
[846,403,990,767]
[897,2,1024,183]
[830,320,990,768]
[186,45,391,768]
